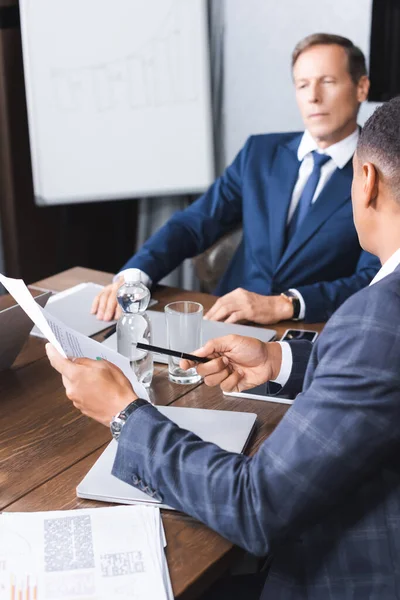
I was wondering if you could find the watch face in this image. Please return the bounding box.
[110,416,124,440]
[110,400,148,440]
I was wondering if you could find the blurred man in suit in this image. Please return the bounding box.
[92,33,379,326]
[48,96,400,598]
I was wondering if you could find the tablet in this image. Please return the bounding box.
[223,383,294,405]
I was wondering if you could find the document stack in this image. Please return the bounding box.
[0,505,173,600]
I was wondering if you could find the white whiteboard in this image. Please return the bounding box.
[19,0,214,205]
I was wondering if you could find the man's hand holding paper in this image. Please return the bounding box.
[46,344,139,426]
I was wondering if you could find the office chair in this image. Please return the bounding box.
[192,227,243,293]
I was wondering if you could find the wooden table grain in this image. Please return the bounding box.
[0,266,324,599]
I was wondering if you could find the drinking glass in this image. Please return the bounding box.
[164,301,203,384]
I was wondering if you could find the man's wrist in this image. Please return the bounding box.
[278,293,295,320]
[271,342,293,387]
[280,291,300,319]
[268,342,284,381]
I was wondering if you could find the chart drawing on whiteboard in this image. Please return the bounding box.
[19,0,214,205]
[51,6,199,113]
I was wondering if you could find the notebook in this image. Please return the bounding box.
[102,309,276,363]
[77,405,257,510]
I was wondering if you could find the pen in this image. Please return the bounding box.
[102,326,208,362]
[136,342,209,363]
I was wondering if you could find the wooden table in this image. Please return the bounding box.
[0,267,324,599]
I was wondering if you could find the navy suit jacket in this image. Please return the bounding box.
[122,132,379,321]
[113,267,400,599]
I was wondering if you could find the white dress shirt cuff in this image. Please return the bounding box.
[114,269,152,288]
[288,288,306,320]
[271,341,293,388]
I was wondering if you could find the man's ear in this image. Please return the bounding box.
[362,162,378,208]
[357,76,370,103]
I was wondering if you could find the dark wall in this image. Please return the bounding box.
[369,0,400,102]
[0,1,139,283]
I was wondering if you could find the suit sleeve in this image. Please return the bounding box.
[294,249,380,322]
[266,339,312,398]
[113,283,400,556]
[118,139,253,284]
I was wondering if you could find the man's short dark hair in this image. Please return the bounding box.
[292,33,367,85]
[357,96,400,202]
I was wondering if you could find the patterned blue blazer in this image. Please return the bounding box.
[113,266,400,599]
[120,132,379,322]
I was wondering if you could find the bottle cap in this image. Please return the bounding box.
[123,268,142,283]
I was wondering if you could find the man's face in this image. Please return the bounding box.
[293,44,369,146]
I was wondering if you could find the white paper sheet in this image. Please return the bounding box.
[0,273,66,356]
[0,506,172,600]
[0,273,149,401]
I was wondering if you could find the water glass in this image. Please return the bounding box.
[165,301,203,384]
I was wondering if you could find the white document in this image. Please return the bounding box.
[0,273,149,401]
[0,505,173,600]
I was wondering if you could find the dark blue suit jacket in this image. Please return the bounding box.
[122,132,379,321]
[113,266,400,599]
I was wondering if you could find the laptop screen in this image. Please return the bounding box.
[0,291,51,371]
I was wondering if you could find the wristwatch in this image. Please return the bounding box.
[280,291,301,320]
[110,398,149,440]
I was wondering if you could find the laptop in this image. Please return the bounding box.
[0,291,51,371]
[77,405,257,509]
[31,282,115,338]
[102,309,276,363]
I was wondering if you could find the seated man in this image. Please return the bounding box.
[48,96,400,598]
[92,32,379,325]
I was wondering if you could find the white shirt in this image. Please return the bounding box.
[114,268,152,287]
[275,247,400,388]
[288,128,359,222]
[369,247,400,286]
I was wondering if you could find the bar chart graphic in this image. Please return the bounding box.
[51,1,198,113]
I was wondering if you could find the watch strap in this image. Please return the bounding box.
[281,291,301,320]
[119,398,149,420]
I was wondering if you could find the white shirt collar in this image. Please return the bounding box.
[370,248,400,286]
[297,128,359,169]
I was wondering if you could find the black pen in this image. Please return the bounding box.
[102,327,208,362]
[136,342,209,363]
